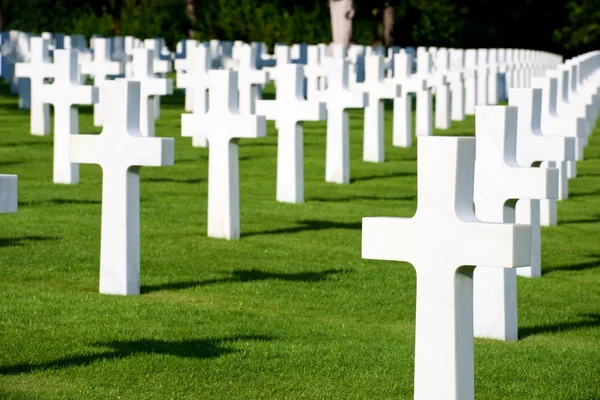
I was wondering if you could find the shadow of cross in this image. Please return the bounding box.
[362,136,531,400]
[141,268,354,294]
[0,335,273,376]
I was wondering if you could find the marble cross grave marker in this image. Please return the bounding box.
[128,48,173,137]
[414,51,434,137]
[509,87,574,278]
[176,43,211,147]
[182,70,266,240]
[0,174,18,214]
[255,64,326,204]
[322,57,367,184]
[390,51,427,148]
[429,49,452,130]
[80,37,124,127]
[41,49,98,184]
[358,54,401,162]
[69,80,175,296]
[362,135,531,400]
[472,105,559,343]
[237,44,269,115]
[144,38,173,120]
[174,39,199,112]
[14,37,54,135]
[534,74,583,226]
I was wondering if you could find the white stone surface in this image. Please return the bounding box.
[362,135,531,400]
[472,105,558,342]
[14,37,54,135]
[321,57,367,184]
[40,50,98,185]
[255,64,326,203]
[509,87,573,278]
[69,80,174,296]
[127,48,173,137]
[355,55,400,162]
[81,38,124,127]
[182,70,266,240]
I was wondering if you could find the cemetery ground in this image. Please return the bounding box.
[0,81,599,399]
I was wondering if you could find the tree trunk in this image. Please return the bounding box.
[383,5,395,46]
[329,0,354,46]
[111,0,123,36]
[186,0,197,39]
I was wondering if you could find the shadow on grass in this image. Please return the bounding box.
[0,101,29,114]
[519,313,600,339]
[309,194,416,203]
[0,140,50,148]
[0,160,23,166]
[145,177,205,184]
[350,171,416,183]
[142,268,354,294]
[19,198,101,207]
[558,215,600,225]
[0,235,59,247]
[568,190,600,199]
[0,335,273,375]
[543,255,600,275]
[243,219,361,238]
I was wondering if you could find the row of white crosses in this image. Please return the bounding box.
[362,51,600,400]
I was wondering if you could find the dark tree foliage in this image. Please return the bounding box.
[0,0,596,57]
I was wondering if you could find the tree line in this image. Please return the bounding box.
[0,0,596,58]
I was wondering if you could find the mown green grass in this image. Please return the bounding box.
[0,81,598,399]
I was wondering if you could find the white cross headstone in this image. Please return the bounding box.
[476,49,489,106]
[464,49,478,115]
[509,88,574,278]
[362,135,531,400]
[236,44,269,115]
[414,51,433,137]
[81,37,124,127]
[128,48,173,137]
[41,49,98,184]
[0,174,17,214]
[303,45,326,100]
[487,49,499,105]
[182,70,266,240]
[449,49,466,121]
[144,38,173,120]
[534,74,586,225]
[356,55,400,162]
[255,64,326,203]
[472,105,558,342]
[174,39,199,112]
[69,80,175,296]
[430,48,451,129]
[176,43,211,148]
[322,57,367,184]
[390,51,427,148]
[14,37,54,135]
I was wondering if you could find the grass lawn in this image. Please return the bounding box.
[0,81,599,399]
